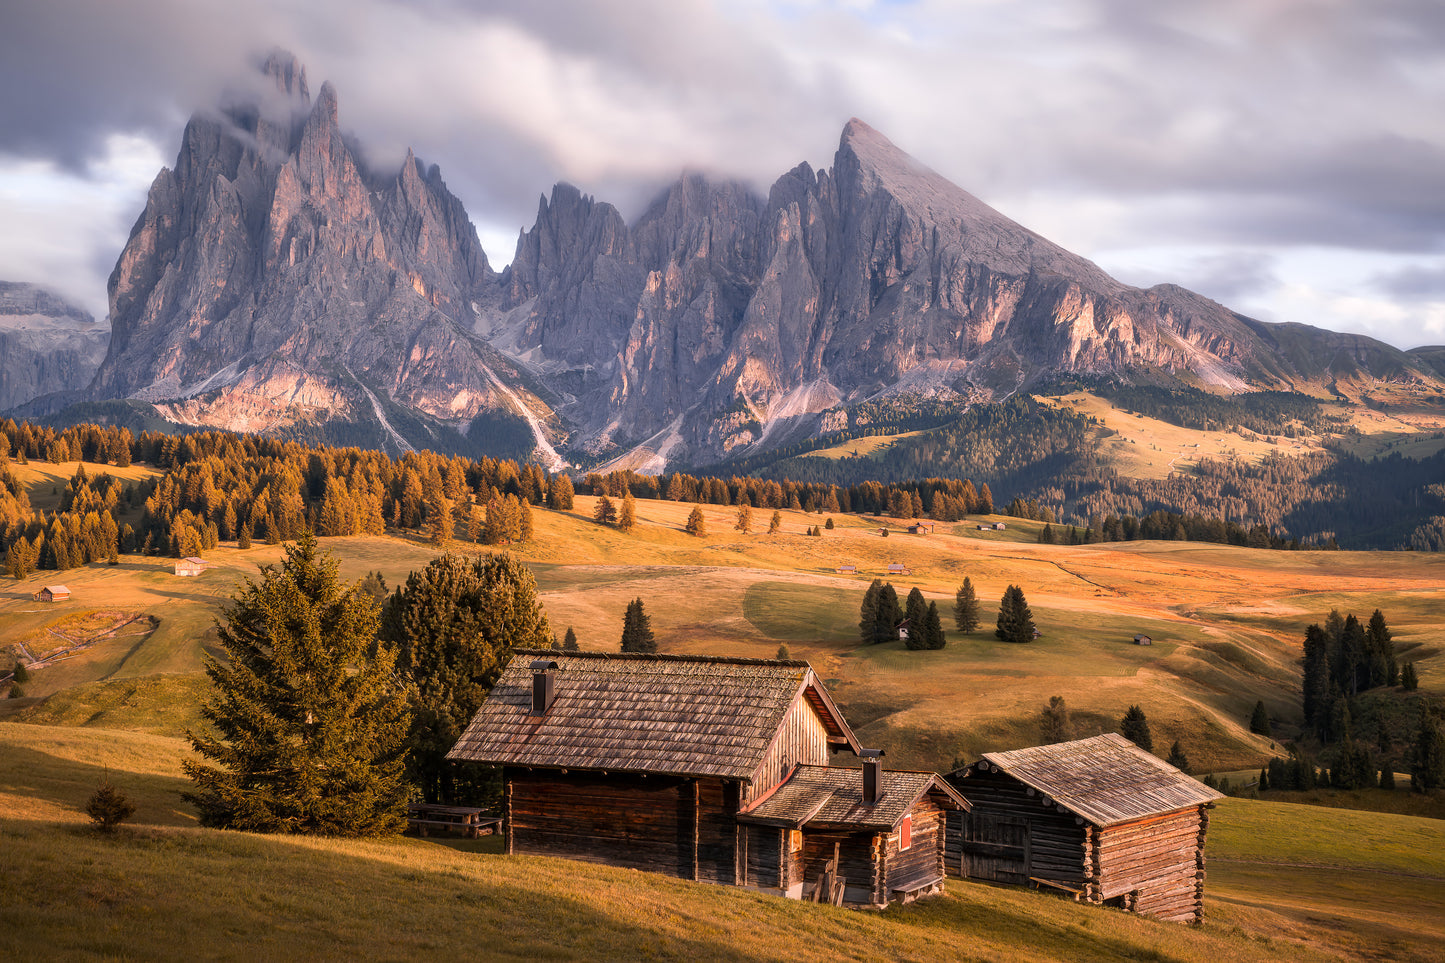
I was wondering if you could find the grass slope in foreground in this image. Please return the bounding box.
[2,722,1443,963]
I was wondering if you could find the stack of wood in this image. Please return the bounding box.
[809,844,847,906]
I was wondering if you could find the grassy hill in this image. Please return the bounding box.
[2,721,1442,962]
[4,493,1443,774]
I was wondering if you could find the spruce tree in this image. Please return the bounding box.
[1409,710,1445,792]
[1040,696,1073,744]
[183,532,411,835]
[1249,700,1271,736]
[1166,741,1190,773]
[1368,609,1397,686]
[904,587,928,651]
[955,577,980,633]
[1402,662,1419,690]
[876,583,902,645]
[620,598,657,653]
[994,585,1035,644]
[562,626,579,651]
[859,580,882,646]
[924,601,946,650]
[383,552,551,804]
[86,777,136,833]
[1120,705,1153,753]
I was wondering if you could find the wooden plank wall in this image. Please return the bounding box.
[884,801,945,892]
[740,824,784,890]
[744,694,830,806]
[944,769,1087,889]
[1095,806,1208,923]
[801,830,884,906]
[507,770,740,882]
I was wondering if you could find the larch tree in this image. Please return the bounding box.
[182,532,411,835]
[955,577,980,633]
[620,598,657,653]
[736,505,753,533]
[685,505,706,536]
[1040,695,1073,744]
[768,510,782,534]
[994,584,1035,644]
[593,494,616,526]
[619,491,637,532]
[382,552,552,804]
[1120,705,1154,753]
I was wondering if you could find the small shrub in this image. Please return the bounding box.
[776,644,790,660]
[86,778,136,833]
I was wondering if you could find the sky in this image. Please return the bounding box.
[1,0,1442,349]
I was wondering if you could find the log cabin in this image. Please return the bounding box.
[943,733,1223,923]
[447,650,967,907]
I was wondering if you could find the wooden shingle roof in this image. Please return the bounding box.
[447,651,860,781]
[739,765,969,831]
[959,733,1223,827]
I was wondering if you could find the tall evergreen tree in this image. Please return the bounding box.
[548,473,575,511]
[955,577,980,633]
[562,626,579,651]
[620,598,657,653]
[1120,705,1153,753]
[876,583,902,645]
[382,552,551,804]
[859,580,882,646]
[994,585,1035,644]
[1249,700,1272,736]
[1166,741,1191,774]
[592,494,616,526]
[1040,696,1073,744]
[924,601,946,650]
[183,532,410,835]
[1409,709,1445,792]
[1302,624,1331,734]
[1402,662,1419,690]
[904,587,928,651]
[1367,609,1397,687]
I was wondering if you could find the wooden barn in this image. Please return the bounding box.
[174,557,208,577]
[447,651,964,907]
[34,585,70,602]
[943,734,1223,923]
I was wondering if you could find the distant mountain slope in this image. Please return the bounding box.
[67,56,1444,468]
[0,282,108,411]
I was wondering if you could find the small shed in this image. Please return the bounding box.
[887,562,909,575]
[737,758,969,906]
[977,524,991,531]
[836,564,857,574]
[175,557,208,577]
[35,586,71,602]
[994,522,1007,530]
[907,523,933,535]
[1133,634,1152,646]
[943,734,1222,923]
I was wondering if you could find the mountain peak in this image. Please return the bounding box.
[261,49,310,104]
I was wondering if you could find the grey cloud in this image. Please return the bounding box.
[1371,263,1445,302]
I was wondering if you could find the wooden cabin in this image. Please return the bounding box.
[447,651,964,907]
[174,557,207,577]
[738,756,967,906]
[943,734,1223,923]
[34,586,70,602]
[1133,634,1152,646]
[906,523,932,535]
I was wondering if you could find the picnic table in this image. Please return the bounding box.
[406,803,500,839]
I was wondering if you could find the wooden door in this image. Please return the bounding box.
[959,814,1031,884]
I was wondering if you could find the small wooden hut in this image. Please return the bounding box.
[35,586,71,602]
[738,757,968,906]
[447,651,962,908]
[943,734,1223,923]
[174,557,207,577]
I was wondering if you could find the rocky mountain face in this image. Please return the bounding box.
[0,282,108,411]
[90,53,553,459]
[80,57,1443,468]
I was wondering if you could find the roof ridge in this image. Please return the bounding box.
[512,648,813,668]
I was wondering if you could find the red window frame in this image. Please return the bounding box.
[899,813,912,850]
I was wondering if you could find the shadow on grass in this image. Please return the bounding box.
[0,741,196,827]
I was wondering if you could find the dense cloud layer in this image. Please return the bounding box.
[1,0,1442,346]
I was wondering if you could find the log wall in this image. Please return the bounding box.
[740,824,783,890]
[883,801,945,893]
[744,695,831,806]
[505,770,739,883]
[1095,806,1208,924]
[945,768,1086,889]
[802,830,884,906]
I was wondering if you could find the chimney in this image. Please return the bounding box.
[530,659,558,715]
[860,748,885,804]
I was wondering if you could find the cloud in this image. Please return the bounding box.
[0,0,1442,348]
[1372,261,1445,302]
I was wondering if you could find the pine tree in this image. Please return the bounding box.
[183,532,411,835]
[994,585,1035,644]
[86,777,136,833]
[859,580,882,646]
[1120,705,1153,753]
[620,598,657,653]
[904,588,928,651]
[619,491,637,532]
[777,644,790,660]
[876,583,902,645]
[684,506,706,536]
[954,577,980,633]
[562,626,579,651]
[1380,765,1395,790]
[1409,710,1445,792]
[1166,741,1191,773]
[1368,609,1397,686]
[1038,523,1056,545]
[1402,662,1419,690]
[824,517,834,530]
[382,552,551,804]
[924,601,946,650]
[1040,696,1073,744]
[1249,700,1271,736]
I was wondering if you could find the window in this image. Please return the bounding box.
[790,829,804,853]
[899,813,912,850]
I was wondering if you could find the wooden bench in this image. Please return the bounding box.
[891,873,943,899]
[406,804,500,839]
[1029,876,1083,901]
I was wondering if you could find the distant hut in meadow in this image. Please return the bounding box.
[447,651,965,907]
[174,557,208,577]
[943,734,1223,924]
[993,522,1007,530]
[1133,634,1152,646]
[34,586,70,602]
